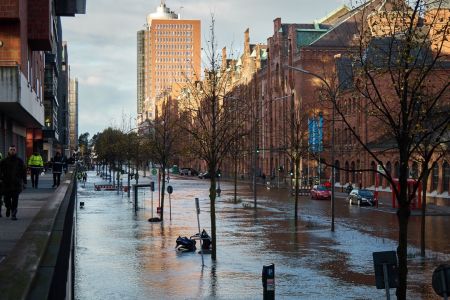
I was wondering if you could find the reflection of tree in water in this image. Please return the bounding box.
[209,262,217,298]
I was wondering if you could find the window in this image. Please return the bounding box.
[371,161,376,186]
[345,161,349,183]
[411,162,418,179]
[432,162,439,191]
[386,161,392,180]
[335,160,340,183]
[394,161,399,178]
[443,161,450,193]
[351,161,355,183]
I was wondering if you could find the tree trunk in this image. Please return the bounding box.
[420,166,429,257]
[234,156,238,203]
[160,167,166,221]
[396,199,411,299]
[395,153,410,300]
[210,176,217,260]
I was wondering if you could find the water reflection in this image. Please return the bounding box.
[75,172,448,299]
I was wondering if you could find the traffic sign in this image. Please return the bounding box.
[152,168,157,175]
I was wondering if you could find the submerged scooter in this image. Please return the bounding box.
[175,230,212,252]
[175,236,196,252]
[191,229,212,251]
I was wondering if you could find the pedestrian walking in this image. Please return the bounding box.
[62,153,68,173]
[28,151,44,188]
[0,145,27,220]
[51,152,64,188]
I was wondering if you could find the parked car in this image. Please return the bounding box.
[198,171,211,179]
[348,189,376,206]
[198,171,220,179]
[180,168,199,176]
[310,185,331,200]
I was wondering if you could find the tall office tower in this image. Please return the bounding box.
[68,78,78,152]
[137,1,201,123]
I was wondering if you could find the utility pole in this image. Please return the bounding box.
[253,84,258,208]
[331,96,336,232]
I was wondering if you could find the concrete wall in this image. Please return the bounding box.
[0,171,77,299]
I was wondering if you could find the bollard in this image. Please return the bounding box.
[433,264,450,300]
[150,181,155,191]
[133,185,138,212]
[262,264,275,300]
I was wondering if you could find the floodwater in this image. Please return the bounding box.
[75,171,449,299]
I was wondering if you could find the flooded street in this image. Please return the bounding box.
[75,171,449,299]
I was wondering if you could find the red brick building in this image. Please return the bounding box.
[220,0,450,202]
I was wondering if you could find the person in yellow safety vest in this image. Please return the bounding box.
[28,151,44,189]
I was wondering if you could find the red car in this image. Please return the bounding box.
[310,185,331,200]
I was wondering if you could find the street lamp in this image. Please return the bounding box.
[285,65,337,232]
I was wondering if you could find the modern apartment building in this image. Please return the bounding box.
[58,42,70,155]
[137,2,201,124]
[68,78,78,152]
[0,0,85,160]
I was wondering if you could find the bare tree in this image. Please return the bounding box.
[178,16,251,260]
[332,1,450,298]
[281,92,310,220]
[146,94,182,221]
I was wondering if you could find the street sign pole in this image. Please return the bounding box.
[167,185,173,220]
[195,198,204,266]
[383,263,391,300]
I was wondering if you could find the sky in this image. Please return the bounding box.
[62,0,348,137]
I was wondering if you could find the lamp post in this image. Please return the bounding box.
[285,65,337,232]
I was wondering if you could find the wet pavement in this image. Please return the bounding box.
[0,172,56,264]
[75,171,449,299]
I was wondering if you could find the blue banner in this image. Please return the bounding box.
[308,115,323,153]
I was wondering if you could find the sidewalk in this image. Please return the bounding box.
[0,172,56,264]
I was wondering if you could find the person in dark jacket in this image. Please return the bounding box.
[0,145,27,220]
[51,152,64,188]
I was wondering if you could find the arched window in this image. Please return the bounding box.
[386,161,392,184]
[394,161,399,178]
[371,161,376,186]
[345,161,349,183]
[443,161,450,193]
[351,161,356,183]
[386,161,392,178]
[356,159,361,185]
[432,162,439,191]
[411,162,419,179]
[335,160,340,183]
[344,128,348,145]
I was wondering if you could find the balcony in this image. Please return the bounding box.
[0,0,20,20]
[55,0,87,16]
[28,0,52,51]
[0,65,44,127]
